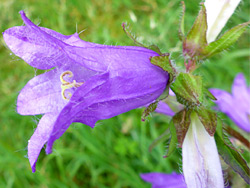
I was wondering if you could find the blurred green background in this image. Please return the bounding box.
[0,0,249,187]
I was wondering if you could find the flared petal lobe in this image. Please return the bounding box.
[182,112,224,188]
[140,172,187,188]
[3,11,160,73]
[28,112,58,173]
[210,74,250,132]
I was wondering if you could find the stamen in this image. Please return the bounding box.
[60,71,84,100]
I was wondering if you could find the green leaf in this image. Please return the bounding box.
[164,120,178,158]
[122,22,162,55]
[150,55,177,84]
[200,21,250,59]
[170,72,203,106]
[195,107,217,136]
[172,109,192,146]
[215,119,250,184]
[141,101,158,121]
[215,133,250,184]
[178,1,186,41]
[183,4,207,57]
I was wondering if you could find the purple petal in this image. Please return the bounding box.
[3,11,160,73]
[3,11,71,69]
[28,112,58,173]
[182,113,224,188]
[155,101,175,116]
[140,172,187,188]
[232,73,250,112]
[65,44,160,73]
[209,89,233,112]
[210,74,250,132]
[17,64,96,115]
[46,70,167,153]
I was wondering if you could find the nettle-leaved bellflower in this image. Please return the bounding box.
[210,74,250,132]
[3,11,168,172]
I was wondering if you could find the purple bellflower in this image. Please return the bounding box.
[140,172,187,188]
[3,11,168,172]
[210,73,250,132]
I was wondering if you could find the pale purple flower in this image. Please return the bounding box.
[3,11,168,172]
[182,112,224,188]
[210,73,250,132]
[155,97,225,187]
[140,172,187,188]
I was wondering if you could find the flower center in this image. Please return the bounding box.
[60,71,84,100]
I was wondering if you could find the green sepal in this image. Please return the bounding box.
[178,1,186,41]
[122,22,163,55]
[141,54,175,120]
[215,119,250,185]
[164,120,178,158]
[195,107,217,136]
[150,54,177,84]
[141,101,158,121]
[149,124,170,152]
[172,108,192,147]
[170,72,203,107]
[200,21,250,59]
[183,4,207,57]
[204,87,217,100]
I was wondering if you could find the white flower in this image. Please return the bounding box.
[205,0,241,43]
[182,112,224,188]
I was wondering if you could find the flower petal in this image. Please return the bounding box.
[182,113,224,188]
[232,73,250,111]
[205,0,241,43]
[210,77,250,132]
[65,44,160,73]
[209,88,233,112]
[155,101,175,116]
[3,11,160,73]
[140,172,187,188]
[28,112,58,173]
[3,11,71,69]
[45,70,168,153]
[17,64,96,115]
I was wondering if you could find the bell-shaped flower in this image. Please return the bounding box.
[140,172,187,188]
[182,112,224,188]
[210,73,250,132]
[205,0,241,43]
[3,11,168,172]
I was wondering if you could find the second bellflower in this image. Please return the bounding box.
[3,11,168,172]
[210,74,250,132]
